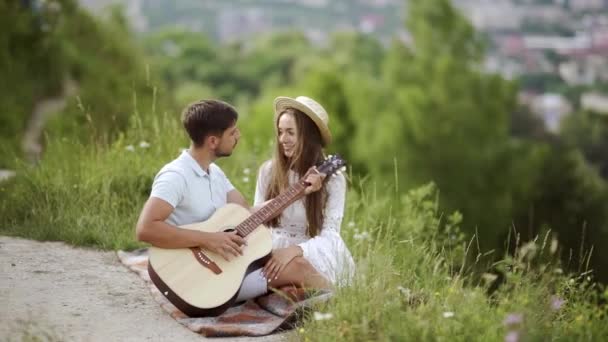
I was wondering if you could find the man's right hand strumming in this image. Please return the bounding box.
[200,231,247,261]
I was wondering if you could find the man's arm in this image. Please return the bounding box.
[135,197,246,260]
[227,189,249,209]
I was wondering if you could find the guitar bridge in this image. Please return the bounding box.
[189,247,223,274]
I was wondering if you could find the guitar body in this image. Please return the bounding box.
[148,203,272,317]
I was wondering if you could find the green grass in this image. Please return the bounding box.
[1,107,607,341]
[297,184,608,341]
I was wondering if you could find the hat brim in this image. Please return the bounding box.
[273,96,332,146]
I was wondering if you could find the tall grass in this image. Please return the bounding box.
[1,100,607,340]
[297,183,608,340]
[0,95,268,249]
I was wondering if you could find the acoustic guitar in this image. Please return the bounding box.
[148,155,347,317]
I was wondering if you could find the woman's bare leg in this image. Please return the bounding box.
[268,256,332,290]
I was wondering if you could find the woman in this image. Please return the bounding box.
[254,95,355,289]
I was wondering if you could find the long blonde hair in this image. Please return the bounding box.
[265,108,328,237]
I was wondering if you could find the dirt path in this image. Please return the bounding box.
[22,78,78,163]
[0,236,287,341]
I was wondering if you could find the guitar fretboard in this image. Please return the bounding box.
[235,180,307,237]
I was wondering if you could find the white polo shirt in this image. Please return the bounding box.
[150,150,235,226]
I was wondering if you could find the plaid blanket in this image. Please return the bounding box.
[117,248,332,337]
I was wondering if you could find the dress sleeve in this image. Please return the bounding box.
[254,161,271,206]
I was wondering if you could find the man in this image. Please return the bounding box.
[136,99,326,302]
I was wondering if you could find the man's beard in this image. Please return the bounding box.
[215,150,232,158]
[215,140,237,158]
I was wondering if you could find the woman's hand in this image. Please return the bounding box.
[262,246,303,281]
[303,167,326,195]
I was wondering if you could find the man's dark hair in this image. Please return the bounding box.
[181,99,238,147]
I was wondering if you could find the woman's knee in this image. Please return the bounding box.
[289,256,313,271]
[268,257,313,287]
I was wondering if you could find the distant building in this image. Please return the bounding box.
[299,0,328,8]
[529,93,573,132]
[217,8,271,43]
[569,0,607,12]
[359,14,385,34]
[522,5,569,24]
[523,34,592,52]
[464,1,523,30]
[485,55,524,79]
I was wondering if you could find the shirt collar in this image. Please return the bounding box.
[179,150,210,178]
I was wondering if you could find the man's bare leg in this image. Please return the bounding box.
[268,256,331,290]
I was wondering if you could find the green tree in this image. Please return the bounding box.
[0,0,159,164]
[372,0,525,249]
[561,110,608,179]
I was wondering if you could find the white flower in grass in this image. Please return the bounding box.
[313,312,333,321]
[243,168,251,175]
[442,311,455,318]
[353,231,370,240]
[242,177,250,183]
[503,313,523,326]
[125,145,135,152]
[397,286,411,298]
[139,141,150,149]
[348,221,355,228]
[505,330,520,342]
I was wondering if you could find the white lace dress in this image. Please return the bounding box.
[254,161,355,286]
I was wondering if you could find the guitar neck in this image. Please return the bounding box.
[235,180,307,237]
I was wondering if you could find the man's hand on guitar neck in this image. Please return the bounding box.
[200,231,247,261]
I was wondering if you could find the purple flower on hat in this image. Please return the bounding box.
[503,313,523,326]
[551,296,566,311]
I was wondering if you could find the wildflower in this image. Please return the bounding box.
[298,328,305,333]
[348,221,355,228]
[503,313,523,326]
[505,331,519,342]
[125,145,135,152]
[550,238,558,254]
[353,231,370,240]
[481,273,498,284]
[242,177,250,183]
[243,168,251,175]
[47,1,62,13]
[442,311,454,318]
[397,286,411,298]
[313,312,333,321]
[550,296,565,311]
[139,141,150,149]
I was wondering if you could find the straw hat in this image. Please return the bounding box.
[273,96,332,146]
